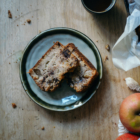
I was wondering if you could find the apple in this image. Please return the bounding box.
[119,93,140,133]
[116,133,139,140]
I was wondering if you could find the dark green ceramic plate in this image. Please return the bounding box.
[20,27,103,111]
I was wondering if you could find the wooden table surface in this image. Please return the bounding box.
[1,0,139,140]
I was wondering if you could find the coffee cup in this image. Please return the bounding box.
[81,0,116,14]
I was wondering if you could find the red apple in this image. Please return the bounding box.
[116,133,139,140]
[119,93,140,133]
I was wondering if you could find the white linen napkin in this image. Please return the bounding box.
[112,9,140,71]
[118,119,129,136]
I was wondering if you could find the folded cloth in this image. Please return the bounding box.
[118,119,128,136]
[112,9,140,71]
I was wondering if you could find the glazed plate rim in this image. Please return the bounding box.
[19,27,103,111]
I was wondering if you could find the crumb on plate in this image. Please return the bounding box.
[41,127,45,130]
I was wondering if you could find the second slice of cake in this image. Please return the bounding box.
[65,43,99,92]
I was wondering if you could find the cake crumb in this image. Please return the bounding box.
[27,19,31,24]
[17,9,18,11]
[123,78,125,81]
[32,16,33,18]
[125,77,140,92]
[9,62,11,64]
[15,16,17,18]
[17,25,18,26]
[105,56,109,61]
[54,126,55,128]
[41,127,45,130]
[8,10,12,18]
[39,30,41,33]
[96,40,98,42]
[12,103,17,108]
[105,45,110,51]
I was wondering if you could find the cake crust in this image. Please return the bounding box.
[65,43,99,92]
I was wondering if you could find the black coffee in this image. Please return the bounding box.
[83,0,112,12]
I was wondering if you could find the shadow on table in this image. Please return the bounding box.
[90,3,127,45]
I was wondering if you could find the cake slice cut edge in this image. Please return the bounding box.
[65,43,99,92]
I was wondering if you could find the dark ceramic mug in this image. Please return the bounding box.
[81,0,116,14]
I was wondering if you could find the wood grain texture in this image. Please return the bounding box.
[0,0,139,140]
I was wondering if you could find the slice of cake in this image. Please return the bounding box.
[28,42,78,92]
[65,43,99,92]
